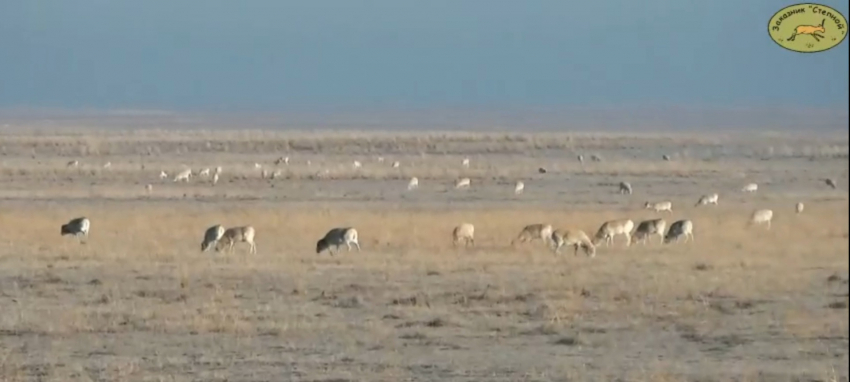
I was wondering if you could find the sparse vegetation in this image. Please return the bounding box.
[0,128,847,381]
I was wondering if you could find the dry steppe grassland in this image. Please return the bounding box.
[0,128,848,382]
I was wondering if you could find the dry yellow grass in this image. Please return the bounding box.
[0,129,847,381]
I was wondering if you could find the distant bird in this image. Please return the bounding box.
[67,160,79,168]
[577,155,584,163]
[514,181,525,195]
[538,167,547,174]
[825,178,838,189]
[795,202,804,214]
[662,155,671,161]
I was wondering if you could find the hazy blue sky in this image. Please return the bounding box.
[1,0,848,112]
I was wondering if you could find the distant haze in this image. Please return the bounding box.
[0,1,847,130]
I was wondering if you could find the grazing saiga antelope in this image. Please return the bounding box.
[514,181,525,195]
[619,181,633,195]
[462,158,470,168]
[173,169,192,182]
[452,223,475,247]
[787,19,826,42]
[159,171,168,180]
[455,178,471,189]
[407,177,419,190]
[353,160,362,169]
[66,160,79,168]
[316,227,360,255]
[664,220,694,244]
[633,219,667,245]
[591,154,603,162]
[201,224,225,252]
[577,154,584,163]
[644,201,673,213]
[795,202,804,214]
[749,209,774,230]
[592,219,635,247]
[216,226,257,254]
[550,229,596,257]
[512,224,554,246]
[695,193,719,207]
[391,161,400,168]
[145,184,153,195]
[61,217,90,243]
[199,168,211,177]
[741,183,758,193]
[212,173,220,185]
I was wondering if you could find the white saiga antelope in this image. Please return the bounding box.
[455,178,471,189]
[592,219,635,247]
[644,201,672,213]
[695,193,719,207]
[217,226,257,254]
[407,177,419,190]
[511,224,554,247]
[173,169,192,182]
[550,229,596,257]
[514,181,525,195]
[749,209,774,230]
[452,223,475,247]
[741,183,758,193]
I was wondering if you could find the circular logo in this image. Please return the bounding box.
[768,3,848,53]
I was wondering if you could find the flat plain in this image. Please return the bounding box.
[0,127,847,381]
